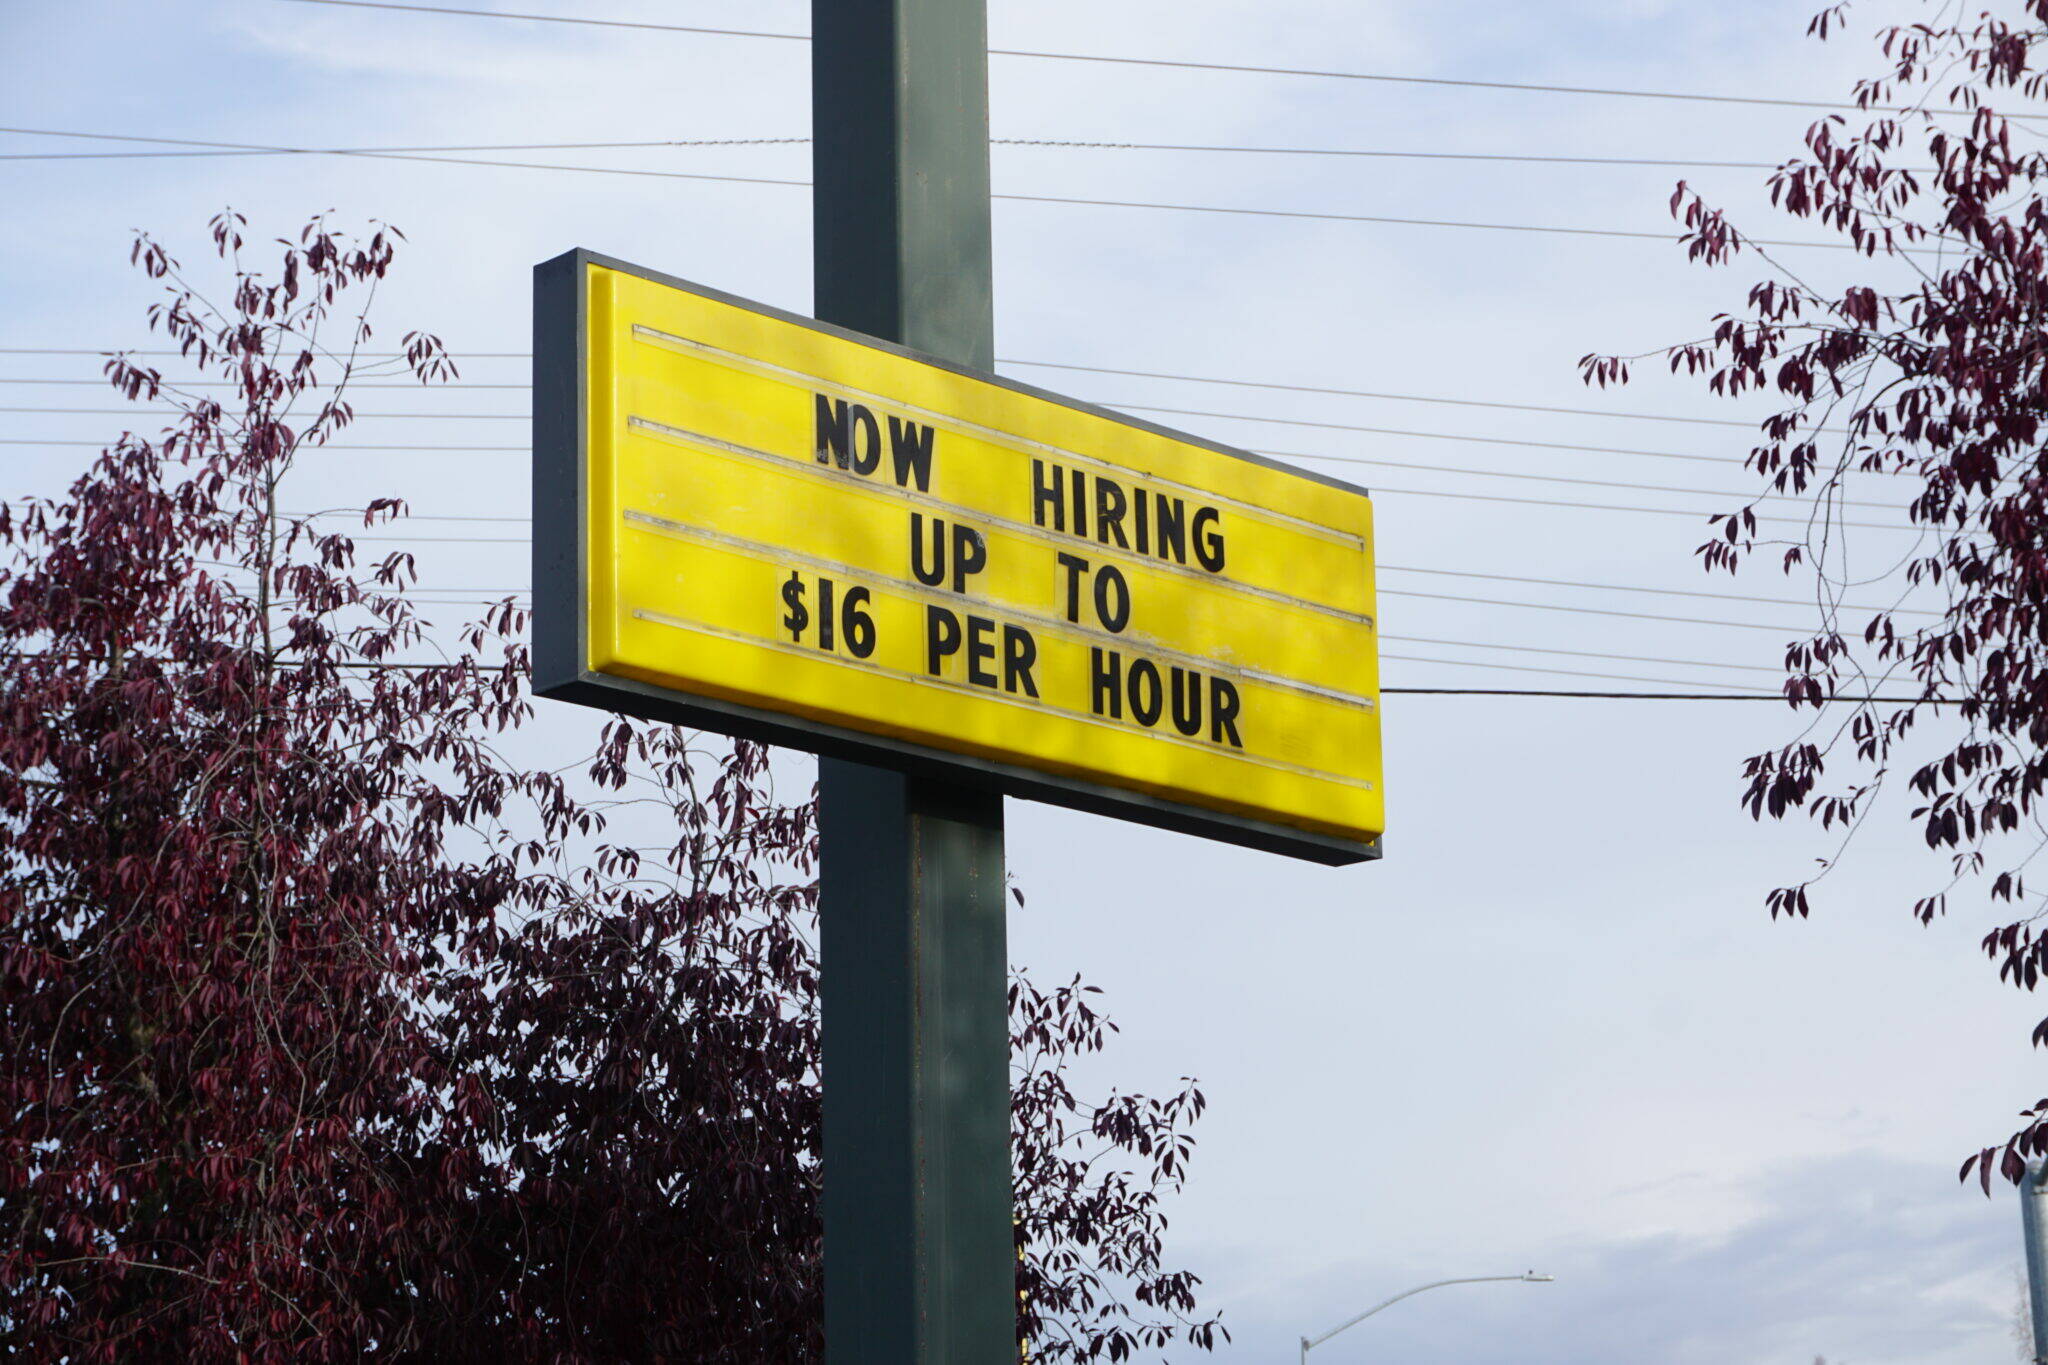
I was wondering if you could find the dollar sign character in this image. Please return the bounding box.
[781,569,810,642]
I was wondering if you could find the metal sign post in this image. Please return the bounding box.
[811,1,1015,1360]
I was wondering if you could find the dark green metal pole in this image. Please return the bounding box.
[811,2,1014,1362]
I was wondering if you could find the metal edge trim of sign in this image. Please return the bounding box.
[531,246,1383,867]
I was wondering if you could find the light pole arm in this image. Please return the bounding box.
[1299,1273,1552,1362]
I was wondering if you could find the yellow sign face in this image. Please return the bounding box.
[534,253,1382,861]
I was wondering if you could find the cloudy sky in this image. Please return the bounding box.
[2,0,2041,1359]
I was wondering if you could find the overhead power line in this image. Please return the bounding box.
[1101,400,1773,466]
[0,439,1917,531]
[183,578,1783,678]
[0,406,529,418]
[0,378,534,389]
[165,530,1837,635]
[262,512,1935,619]
[151,541,1841,633]
[0,371,1872,478]
[1384,683,1941,703]
[995,140,1787,169]
[271,0,2029,120]
[996,359,1809,431]
[153,509,1958,619]
[275,0,810,41]
[186,548,1779,675]
[1382,634,1781,675]
[0,127,1789,171]
[0,435,1925,532]
[1379,651,1761,691]
[1381,588,1831,633]
[0,349,1804,433]
[1245,448,1898,514]
[0,645,1906,701]
[1402,686,1738,697]
[0,129,811,159]
[0,404,1888,505]
[1378,562,1941,617]
[0,125,1864,251]
[1353,480,1916,534]
[993,191,1861,249]
[0,347,529,359]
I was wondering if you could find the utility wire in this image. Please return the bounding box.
[0,129,811,158]
[0,348,530,359]
[1382,634,1782,674]
[204,589,1788,685]
[0,379,534,388]
[1105,399,1759,455]
[1351,480,1916,534]
[1124,413,1817,472]
[191,543,1782,674]
[270,0,2037,120]
[0,381,1887,482]
[0,406,1889,504]
[0,406,529,418]
[177,511,1954,618]
[0,125,1861,251]
[0,345,1855,437]
[0,437,1925,531]
[1381,687,1936,700]
[188,570,1784,677]
[267,513,1940,619]
[994,189,1864,249]
[1279,448,1893,507]
[0,645,1907,700]
[1381,587,1828,632]
[1379,651,1762,691]
[177,539,1837,632]
[1378,562,1942,617]
[0,439,530,450]
[996,359,1812,432]
[0,127,1791,171]
[995,140,1790,169]
[0,357,1806,433]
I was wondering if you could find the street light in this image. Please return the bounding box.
[1299,1271,1555,1362]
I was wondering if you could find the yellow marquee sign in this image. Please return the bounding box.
[533,251,1383,864]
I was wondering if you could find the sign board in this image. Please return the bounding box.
[533,250,1383,864]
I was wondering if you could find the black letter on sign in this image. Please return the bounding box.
[1089,648,1121,718]
[1056,551,1088,622]
[1155,496,1187,565]
[1002,624,1039,697]
[849,404,882,475]
[815,394,850,468]
[1128,658,1163,727]
[951,524,987,593]
[1192,506,1226,573]
[888,416,935,492]
[1093,477,1130,550]
[965,615,998,688]
[1093,563,1130,634]
[1209,676,1244,748]
[1170,666,1203,736]
[925,605,962,676]
[1032,459,1065,532]
[910,513,946,588]
[842,586,876,658]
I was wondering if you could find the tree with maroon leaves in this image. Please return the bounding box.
[1582,0,2048,1192]
[0,214,1221,1361]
